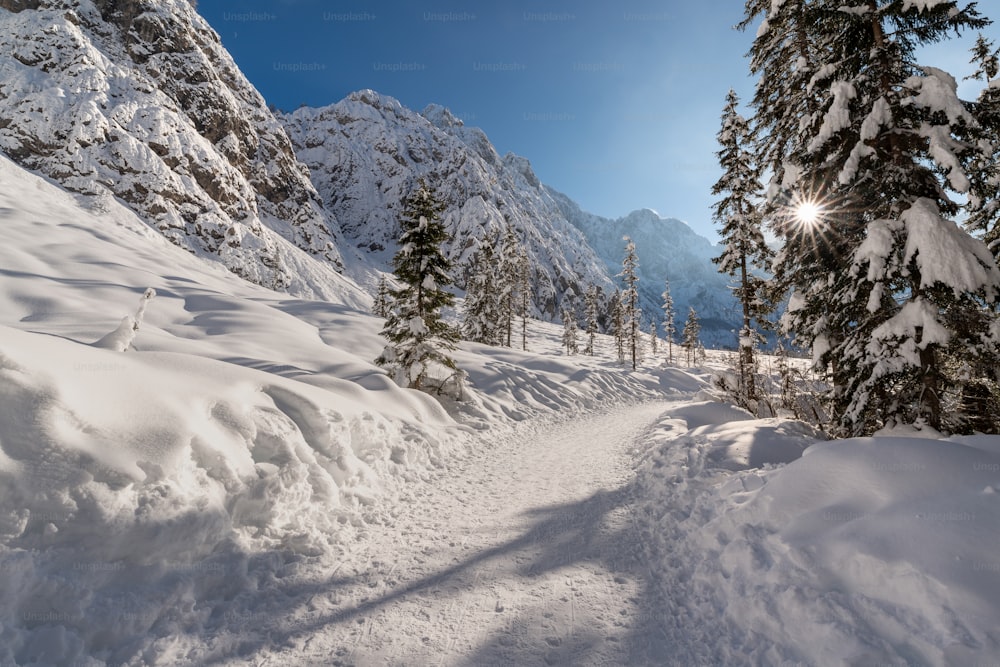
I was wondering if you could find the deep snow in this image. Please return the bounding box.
[2,155,1000,665]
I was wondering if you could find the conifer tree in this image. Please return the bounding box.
[743,0,1000,434]
[661,279,676,364]
[516,244,531,351]
[966,34,1000,256]
[711,88,773,401]
[461,230,501,345]
[619,237,643,370]
[584,284,600,356]
[373,274,392,319]
[648,319,658,356]
[498,225,522,348]
[375,181,460,393]
[561,307,579,355]
[682,307,701,367]
[610,289,625,364]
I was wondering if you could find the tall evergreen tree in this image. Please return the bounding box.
[498,225,522,348]
[711,88,773,401]
[516,244,531,351]
[966,34,1000,256]
[584,284,600,356]
[619,236,643,370]
[610,289,625,365]
[744,0,1000,434]
[375,181,460,393]
[561,307,579,355]
[682,307,701,367]
[373,274,392,319]
[661,279,676,364]
[461,230,502,345]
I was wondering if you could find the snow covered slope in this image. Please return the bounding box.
[0,0,343,289]
[3,152,1000,665]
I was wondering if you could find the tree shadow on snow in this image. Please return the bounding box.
[191,479,675,667]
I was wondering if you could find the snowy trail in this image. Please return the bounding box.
[230,400,675,666]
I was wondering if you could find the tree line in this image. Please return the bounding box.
[372,182,708,399]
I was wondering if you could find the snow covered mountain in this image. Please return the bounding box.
[548,196,739,346]
[282,92,740,335]
[0,0,345,293]
[282,92,617,317]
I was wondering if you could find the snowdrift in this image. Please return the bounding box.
[0,322,464,662]
[636,399,1000,665]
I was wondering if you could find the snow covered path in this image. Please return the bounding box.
[238,400,674,666]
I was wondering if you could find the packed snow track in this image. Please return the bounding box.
[215,401,674,666]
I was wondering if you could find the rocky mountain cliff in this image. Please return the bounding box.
[0,0,349,297]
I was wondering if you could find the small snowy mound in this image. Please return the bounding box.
[636,408,1000,664]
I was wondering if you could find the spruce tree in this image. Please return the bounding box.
[712,89,772,401]
[498,225,522,348]
[744,0,1000,434]
[516,244,531,351]
[661,279,676,364]
[584,284,600,356]
[373,274,392,319]
[682,307,701,367]
[461,230,501,345]
[648,319,658,356]
[561,307,579,355]
[610,289,625,364]
[375,181,460,393]
[619,237,643,370]
[966,34,1000,257]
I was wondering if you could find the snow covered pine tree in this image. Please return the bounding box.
[682,307,702,368]
[376,180,462,396]
[619,236,643,370]
[661,279,676,364]
[373,274,392,319]
[461,229,502,345]
[562,307,579,355]
[584,284,600,356]
[711,88,773,402]
[743,0,1000,434]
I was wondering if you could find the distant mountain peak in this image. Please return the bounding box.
[346,88,406,115]
[421,103,464,129]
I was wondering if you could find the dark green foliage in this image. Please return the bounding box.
[376,180,460,394]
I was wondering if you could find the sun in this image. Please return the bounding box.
[795,200,822,228]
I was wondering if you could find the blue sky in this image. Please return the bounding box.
[196,1,998,242]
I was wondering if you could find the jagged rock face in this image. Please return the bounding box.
[0,0,342,288]
[282,91,616,318]
[549,195,740,347]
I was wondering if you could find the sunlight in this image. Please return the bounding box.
[794,200,822,228]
